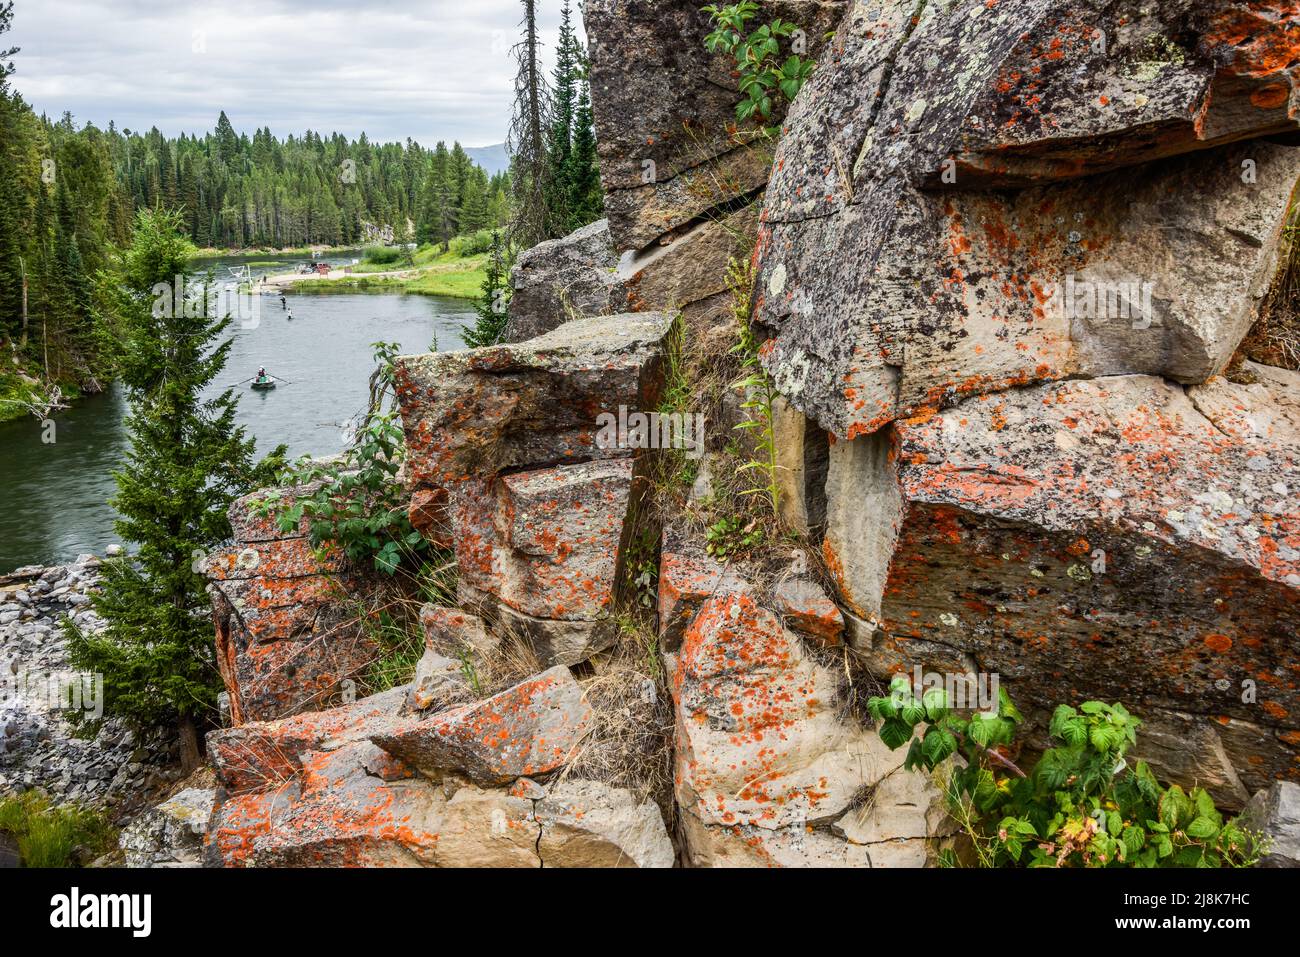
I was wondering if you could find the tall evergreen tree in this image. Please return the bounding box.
[459,167,491,234]
[0,2,25,341]
[565,80,604,233]
[67,210,277,769]
[463,230,512,348]
[544,0,579,231]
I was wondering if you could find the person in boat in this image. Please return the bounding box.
[256,367,271,385]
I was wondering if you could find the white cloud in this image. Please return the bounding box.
[6,0,578,147]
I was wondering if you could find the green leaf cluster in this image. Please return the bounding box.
[704,3,817,135]
[867,678,1265,868]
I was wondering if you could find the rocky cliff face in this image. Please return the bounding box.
[755,0,1300,811]
[176,0,1300,868]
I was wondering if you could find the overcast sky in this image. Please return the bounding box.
[6,0,576,147]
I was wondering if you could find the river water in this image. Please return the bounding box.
[0,252,470,574]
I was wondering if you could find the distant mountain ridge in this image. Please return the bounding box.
[465,143,509,176]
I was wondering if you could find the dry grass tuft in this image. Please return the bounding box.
[1243,203,1300,371]
[564,636,677,819]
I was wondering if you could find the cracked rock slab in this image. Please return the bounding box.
[371,666,592,786]
[395,311,672,490]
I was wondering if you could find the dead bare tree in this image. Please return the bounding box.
[507,0,553,252]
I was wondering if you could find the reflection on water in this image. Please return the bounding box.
[0,254,470,573]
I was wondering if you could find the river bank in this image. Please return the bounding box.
[191,243,364,259]
[0,352,90,426]
[267,246,488,299]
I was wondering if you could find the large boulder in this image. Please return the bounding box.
[754,0,1300,440]
[586,0,846,250]
[1240,781,1300,866]
[504,219,623,342]
[824,366,1300,804]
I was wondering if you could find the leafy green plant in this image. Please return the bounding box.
[727,256,781,518]
[868,677,1265,868]
[0,792,117,868]
[362,245,405,266]
[704,2,816,135]
[705,514,765,559]
[257,342,426,575]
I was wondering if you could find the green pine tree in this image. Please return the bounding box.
[463,230,512,348]
[67,209,281,769]
[543,0,580,233]
[564,80,604,233]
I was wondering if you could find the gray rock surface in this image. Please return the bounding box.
[755,0,1300,440]
[0,559,174,810]
[121,787,215,868]
[504,219,623,342]
[1241,782,1300,867]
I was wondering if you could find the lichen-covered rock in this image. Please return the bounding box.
[419,604,499,660]
[825,367,1300,799]
[657,525,748,652]
[1240,781,1300,867]
[409,648,473,713]
[205,487,376,724]
[204,673,668,868]
[536,778,675,868]
[672,591,949,866]
[207,686,408,794]
[210,741,436,868]
[407,486,452,549]
[395,312,672,490]
[585,0,845,335]
[371,666,592,786]
[395,313,671,665]
[121,788,214,868]
[774,576,844,646]
[674,593,890,830]
[455,458,635,666]
[755,0,1300,440]
[504,219,623,342]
